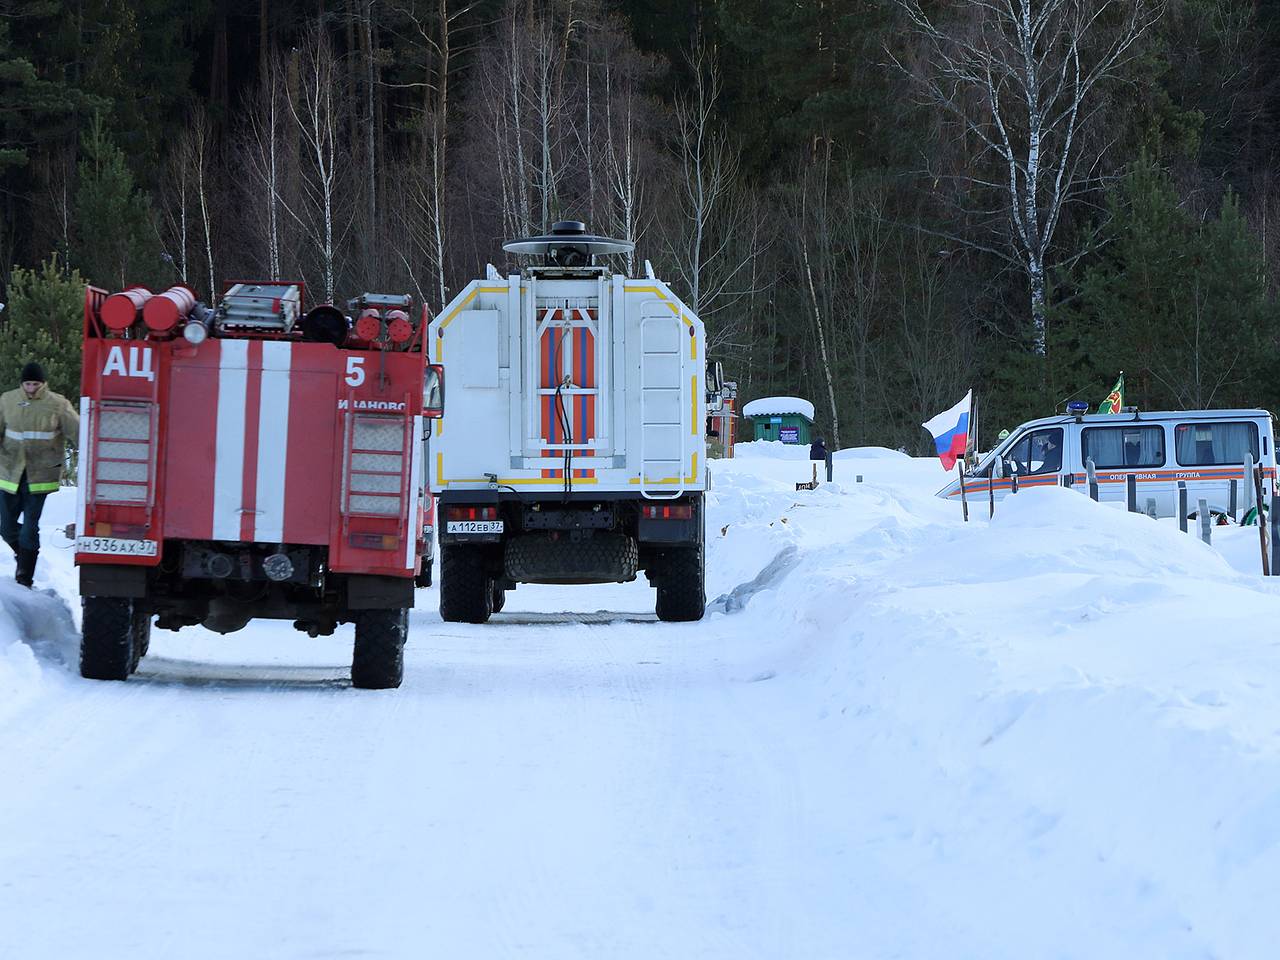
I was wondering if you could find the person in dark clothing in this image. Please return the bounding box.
[0,362,80,587]
[809,436,828,461]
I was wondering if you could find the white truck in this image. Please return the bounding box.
[428,222,719,623]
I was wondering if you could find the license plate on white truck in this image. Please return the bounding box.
[76,536,159,557]
[446,521,504,534]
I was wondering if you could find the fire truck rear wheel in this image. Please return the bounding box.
[440,545,493,624]
[351,608,408,690]
[128,606,152,675]
[655,546,706,623]
[80,597,136,681]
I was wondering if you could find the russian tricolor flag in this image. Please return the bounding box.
[922,390,972,471]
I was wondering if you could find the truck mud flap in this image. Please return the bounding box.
[505,533,638,585]
[345,574,415,610]
[80,563,148,599]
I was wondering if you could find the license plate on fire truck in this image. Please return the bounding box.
[446,521,504,534]
[76,536,159,557]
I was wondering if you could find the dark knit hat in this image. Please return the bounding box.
[20,362,46,383]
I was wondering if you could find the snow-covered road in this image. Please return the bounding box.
[4,444,1280,958]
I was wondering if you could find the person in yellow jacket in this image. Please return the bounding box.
[0,362,79,587]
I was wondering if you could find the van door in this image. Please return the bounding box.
[1080,422,1169,515]
[1004,427,1064,486]
[1172,420,1261,517]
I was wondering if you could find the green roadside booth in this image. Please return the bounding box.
[742,396,815,445]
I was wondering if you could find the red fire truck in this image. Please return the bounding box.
[75,282,443,688]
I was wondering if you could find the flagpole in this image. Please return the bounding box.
[969,391,978,464]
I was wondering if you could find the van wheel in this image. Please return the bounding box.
[655,545,706,622]
[81,597,135,681]
[351,608,408,689]
[440,545,493,623]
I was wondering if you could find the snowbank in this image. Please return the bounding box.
[833,445,909,460]
[0,490,83,720]
[0,580,78,722]
[730,439,813,460]
[740,395,815,420]
[700,466,1280,957]
[6,462,1280,958]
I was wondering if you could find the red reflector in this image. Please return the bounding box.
[446,505,498,522]
[348,533,398,550]
[644,503,693,520]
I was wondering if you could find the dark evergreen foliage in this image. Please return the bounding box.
[1,0,1277,452]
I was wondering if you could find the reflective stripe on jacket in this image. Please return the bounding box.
[0,385,80,493]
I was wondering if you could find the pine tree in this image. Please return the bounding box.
[72,115,164,291]
[1067,160,1276,411]
[0,255,85,400]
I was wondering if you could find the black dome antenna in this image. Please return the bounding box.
[502,220,634,268]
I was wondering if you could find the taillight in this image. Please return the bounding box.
[348,532,401,550]
[642,503,693,520]
[445,506,497,521]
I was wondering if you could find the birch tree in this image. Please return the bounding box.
[159,135,193,284]
[599,31,653,274]
[791,159,847,451]
[896,0,1160,352]
[241,54,289,280]
[286,26,350,303]
[664,44,761,334]
[387,0,479,307]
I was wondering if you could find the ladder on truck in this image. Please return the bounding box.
[638,304,686,500]
[526,303,608,473]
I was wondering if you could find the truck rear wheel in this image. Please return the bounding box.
[440,545,493,624]
[351,608,408,689]
[655,545,706,622]
[415,558,433,588]
[80,597,136,681]
[129,606,151,675]
[491,582,506,614]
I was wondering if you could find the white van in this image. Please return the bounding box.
[938,409,1277,518]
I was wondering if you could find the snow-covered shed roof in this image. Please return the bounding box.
[741,396,815,421]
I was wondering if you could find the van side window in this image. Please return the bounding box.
[1174,422,1259,466]
[1081,425,1165,468]
[1006,427,1063,475]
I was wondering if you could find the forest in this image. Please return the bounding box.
[2,0,1279,451]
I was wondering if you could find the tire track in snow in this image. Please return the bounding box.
[706,544,801,615]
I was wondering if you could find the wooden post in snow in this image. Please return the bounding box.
[1271,490,1280,576]
[1244,453,1256,519]
[957,466,969,522]
[1253,463,1269,576]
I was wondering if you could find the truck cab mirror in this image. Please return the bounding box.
[424,364,445,418]
[706,360,725,412]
